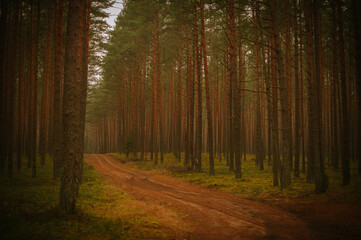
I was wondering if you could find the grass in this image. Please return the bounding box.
[0,155,169,240]
[109,152,361,202]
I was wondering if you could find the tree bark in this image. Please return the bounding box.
[269,0,291,188]
[294,0,300,177]
[336,0,350,185]
[312,0,328,193]
[31,2,40,178]
[59,0,88,214]
[351,0,361,173]
[53,0,64,179]
[229,0,241,177]
[200,0,215,176]
[40,3,54,167]
[194,0,202,172]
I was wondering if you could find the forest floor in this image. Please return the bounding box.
[86,153,361,240]
[1,154,360,239]
[0,156,169,239]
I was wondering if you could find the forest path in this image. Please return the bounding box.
[85,154,310,240]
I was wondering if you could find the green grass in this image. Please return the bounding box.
[110,152,361,202]
[0,155,169,240]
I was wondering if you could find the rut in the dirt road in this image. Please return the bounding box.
[86,154,310,240]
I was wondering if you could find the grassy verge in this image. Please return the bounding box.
[109,152,361,202]
[0,156,168,240]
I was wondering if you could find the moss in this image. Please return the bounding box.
[0,155,169,240]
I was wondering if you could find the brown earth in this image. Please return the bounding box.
[85,154,361,240]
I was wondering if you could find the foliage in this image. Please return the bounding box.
[0,156,169,240]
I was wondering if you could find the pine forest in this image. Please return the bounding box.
[1,0,361,239]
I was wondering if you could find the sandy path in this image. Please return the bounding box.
[85,154,310,240]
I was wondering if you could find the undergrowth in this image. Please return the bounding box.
[0,155,168,240]
[109,152,361,202]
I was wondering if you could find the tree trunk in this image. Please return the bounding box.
[336,0,350,185]
[285,0,293,171]
[31,2,40,178]
[194,0,202,172]
[294,0,300,177]
[0,0,9,174]
[151,8,158,166]
[229,0,241,177]
[200,0,215,176]
[312,0,328,193]
[17,3,25,170]
[177,50,182,162]
[59,0,88,214]
[53,0,64,179]
[252,1,263,170]
[269,0,291,188]
[351,0,361,173]
[304,0,316,184]
[40,3,54,167]
[157,44,165,164]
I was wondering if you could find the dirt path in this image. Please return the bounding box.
[85,154,313,240]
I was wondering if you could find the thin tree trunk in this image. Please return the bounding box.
[351,0,361,173]
[336,0,350,185]
[269,0,291,188]
[294,0,300,177]
[31,2,40,178]
[53,0,64,179]
[194,0,202,172]
[252,1,263,170]
[151,8,158,166]
[40,3,54,167]
[5,0,19,178]
[200,0,215,176]
[313,0,328,193]
[230,0,241,178]
[304,0,316,184]
[17,4,25,170]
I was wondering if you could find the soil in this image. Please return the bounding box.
[85,154,361,240]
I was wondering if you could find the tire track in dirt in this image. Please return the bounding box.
[85,154,310,240]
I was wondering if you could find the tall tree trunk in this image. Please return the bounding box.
[17,3,25,170]
[331,0,339,169]
[351,0,361,173]
[194,0,202,172]
[313,0,328,193]
[5,0,19,178]
[285,0,293,171]
[140,60,146,160]
[229,0,241,177]
[157,45,165,164]
[80,0,91,160]
[177,50,182,162]
[31,2,40,178]
[252,1,263,170]
[186,23,195,168]
[151,8,158,165]
[294,0,300,177]
[26,4,33,169]
[0,0,9,174]
[227,15,234,172]
[53,0,64,179]
[59,0,88,214]
[40,3,54,167]
[269,0,291,188]
[200,0,215,176]
[304,0,316,184]
[336,0,350,185]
